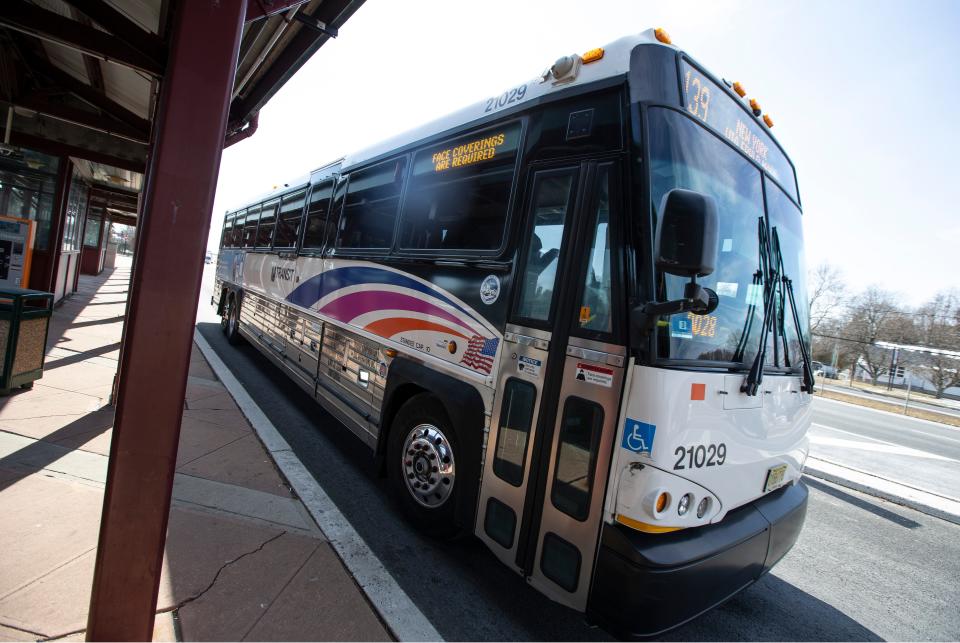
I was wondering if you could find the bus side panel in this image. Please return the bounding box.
[231,252,502,460]
[283,257,506,381]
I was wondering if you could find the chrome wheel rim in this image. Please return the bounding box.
[402,423,455,508]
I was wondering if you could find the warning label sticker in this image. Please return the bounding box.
[517,355,542,378]
[575,362,613,387]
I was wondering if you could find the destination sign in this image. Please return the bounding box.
[432,132,506,172]
[413,122,521,176]
[679,60,798,201]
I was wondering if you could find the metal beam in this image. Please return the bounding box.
[0,1,164,76]
[85,1,247,639]
[68,8,106,93]
[245,0,310,23]
[16,53,152,135]
[15,94,149,143]
[230,0,363,123]
[60,0,167,65]
[8,128,146,174]
[108,212,137,227]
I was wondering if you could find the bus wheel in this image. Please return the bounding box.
[388,394,460,538]
[223,295,242,345]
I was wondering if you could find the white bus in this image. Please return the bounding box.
[214,28,812,638]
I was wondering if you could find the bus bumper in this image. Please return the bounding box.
[587,480,808,639]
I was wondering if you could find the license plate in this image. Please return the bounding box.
[764,464,788,493]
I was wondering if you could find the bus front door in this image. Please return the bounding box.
[476,159,627,610]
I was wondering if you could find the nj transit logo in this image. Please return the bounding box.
[621,419,656,456]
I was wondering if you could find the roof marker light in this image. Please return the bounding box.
[654,27,672,45]
[581,47,604,64]
[763,114,774,128]
[732,81,746,97]
[749,98,762,116]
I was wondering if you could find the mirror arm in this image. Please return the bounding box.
[632,280,718,340]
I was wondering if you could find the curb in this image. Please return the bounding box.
[804,456,960,526]
[194,330,443,642]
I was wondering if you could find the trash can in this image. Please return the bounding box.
[0,288,54,395]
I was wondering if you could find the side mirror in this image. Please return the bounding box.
[654,189,719,278]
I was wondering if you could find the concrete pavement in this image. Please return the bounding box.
[0,260,390,641]
[807,396,960,524]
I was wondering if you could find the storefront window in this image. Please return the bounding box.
[0,150,61,251]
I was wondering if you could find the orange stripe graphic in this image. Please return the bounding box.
[363,317,470,340]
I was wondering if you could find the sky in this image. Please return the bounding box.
[209,0,960,307]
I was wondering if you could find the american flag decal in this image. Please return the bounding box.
[460,335,499,374]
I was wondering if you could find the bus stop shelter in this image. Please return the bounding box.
[0,0,363,638]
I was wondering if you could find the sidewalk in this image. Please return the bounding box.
[0,259,390,641]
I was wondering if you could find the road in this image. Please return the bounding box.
[811,396,960,462]
[809,396,960,501]
[195,315,960,641]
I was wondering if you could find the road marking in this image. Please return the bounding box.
[814,411,960,444]
[194,330,443,642]
[811,422,960,461]
[808,432,952,462]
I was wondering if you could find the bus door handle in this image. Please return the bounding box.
[505,332,549,351]
[566,345,625,368]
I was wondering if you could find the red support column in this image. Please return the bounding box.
[85,1,247,640]
[41,156,72,293]
[72,187,92,290]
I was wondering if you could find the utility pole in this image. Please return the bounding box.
[887,347,899,391]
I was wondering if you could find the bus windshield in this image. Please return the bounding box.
[649,107,772,366]
[766,180,811,369]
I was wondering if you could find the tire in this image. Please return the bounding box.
[387,393,461,539]
[222,294,242,345]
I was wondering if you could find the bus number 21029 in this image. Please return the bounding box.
[485,84,527,113]
[674,443,726,469]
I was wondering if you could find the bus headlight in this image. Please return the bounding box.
[616,465,722,530]
[697,497,711,519]
[678,493,692,516]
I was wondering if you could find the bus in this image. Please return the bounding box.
[214,28,813,638]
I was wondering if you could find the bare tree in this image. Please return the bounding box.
[841,286,904,385]
[914,291,960,398]
[807,263,847,333]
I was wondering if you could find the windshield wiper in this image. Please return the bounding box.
[741,219,780,395]
[741,225,815,395]
[771,228,816,392]
[733,217,769,363]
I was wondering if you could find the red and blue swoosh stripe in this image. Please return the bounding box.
[285,265,493,343]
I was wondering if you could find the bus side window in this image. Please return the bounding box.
[576,165,613,335]
[398,123,521,253]
[230,213,243,247]
[336,158,406,250]
[302,180,334,250]
[243,205,260,248]
[220,216,232,248]
[274,189,306,249]
[516,172,574,322]
[257,199,279,248]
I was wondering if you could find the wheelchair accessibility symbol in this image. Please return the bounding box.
[621,419,656,456]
